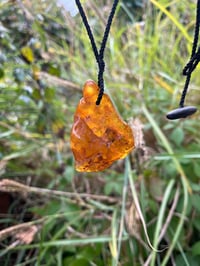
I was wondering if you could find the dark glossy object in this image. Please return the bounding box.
[166,106,197,120]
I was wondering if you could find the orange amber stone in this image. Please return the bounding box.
[70,80,134,172]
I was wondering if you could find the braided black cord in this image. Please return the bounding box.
[75,0,99,62]
[96,0,119,105]
[75,0,119,105]
[179,0,200,107]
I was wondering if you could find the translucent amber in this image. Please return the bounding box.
[70,80,134,172]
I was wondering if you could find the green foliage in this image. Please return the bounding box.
[0,0,200,265]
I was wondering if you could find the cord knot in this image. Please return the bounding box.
[183,49,200,76]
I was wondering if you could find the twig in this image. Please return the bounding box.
[0,179,119,203]
[0,220,41,242]
[38,72,81,91]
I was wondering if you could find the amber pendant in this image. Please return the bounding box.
[70,80,134,172]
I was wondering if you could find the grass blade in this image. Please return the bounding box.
[142,105,189,266]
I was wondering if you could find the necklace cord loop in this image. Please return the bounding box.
[179,0,200,107]
[75,0,119,105]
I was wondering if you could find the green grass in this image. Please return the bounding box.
[0,0,200,265]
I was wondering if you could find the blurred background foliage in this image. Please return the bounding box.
[0,0,200,265]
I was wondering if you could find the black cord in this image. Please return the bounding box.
[96,0,119,105]
[75,0,119,105]
[166,1,200,119]
[75,0,99,62]
[179,0,200,107]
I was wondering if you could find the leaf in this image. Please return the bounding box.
[13,68,26,82]
[21,46,34,63]
[194,163,200,178]
[192,242,200,256]
[32,88,42,100]
[191,194,200,213]
[47,63,61,77]
[170,127,184,146]
[0,65,4,78]
[32,200,61,216]
[104,181,122,196]
[176,195,192,216]
[78,245,102,261]
[44,87,56,102]
[193,219,200,231]
[175,252,199,266]
[63,258,90,266]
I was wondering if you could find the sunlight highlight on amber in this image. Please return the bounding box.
[70,80,134,172]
